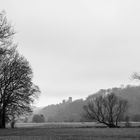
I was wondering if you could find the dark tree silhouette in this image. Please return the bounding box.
[0,12,40,128]
[0,51,40,128]
[83,93,128,128]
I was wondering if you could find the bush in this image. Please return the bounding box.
[125,116,131,127]
[32,114,45,123]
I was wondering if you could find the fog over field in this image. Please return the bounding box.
[1,0,140,106]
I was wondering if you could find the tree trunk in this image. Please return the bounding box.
[0,114,2,128]
[11,115,16,128]
[0,106,6,128]
[108,123,117,128]
[11,121,15,128]
[1,110,6,128]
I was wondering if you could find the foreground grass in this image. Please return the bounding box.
[0,127,140,140]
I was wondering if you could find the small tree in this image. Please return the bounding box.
[83,93,128,128]
[32,114,45,123]
[124,116,131,127]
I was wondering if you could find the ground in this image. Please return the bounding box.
[0,123,140,140]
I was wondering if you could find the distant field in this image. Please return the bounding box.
[0,122,140,140]
[15,122,140,128]
[15,122,104,128]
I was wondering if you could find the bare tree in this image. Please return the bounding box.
[83,93,128,128]
[0,12,40,128]
[0,50,40,128]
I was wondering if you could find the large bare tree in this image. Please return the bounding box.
[0,48,40,128]
[83,93,128,128]
[0,12,40,128]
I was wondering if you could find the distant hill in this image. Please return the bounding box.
[38,98,85,122]
[36,85,140,122]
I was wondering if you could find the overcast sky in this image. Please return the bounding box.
[1,0,140,106]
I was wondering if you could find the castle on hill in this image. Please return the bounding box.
[62,97,72,104]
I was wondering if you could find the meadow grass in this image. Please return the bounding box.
[0,123,140,140]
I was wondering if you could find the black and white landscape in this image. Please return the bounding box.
[0,0,140,139]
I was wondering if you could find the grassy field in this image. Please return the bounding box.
[0,123,140,140]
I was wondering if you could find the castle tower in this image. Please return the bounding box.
[68,97,72,103]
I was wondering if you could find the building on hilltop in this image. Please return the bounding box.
[68,97,72,103]
[62,97,72,104]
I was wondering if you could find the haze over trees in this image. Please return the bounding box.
[35,85,140,123]
[38,98,85,122]
[0,11,40,128]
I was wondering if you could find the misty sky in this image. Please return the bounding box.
[1,0,140,106]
